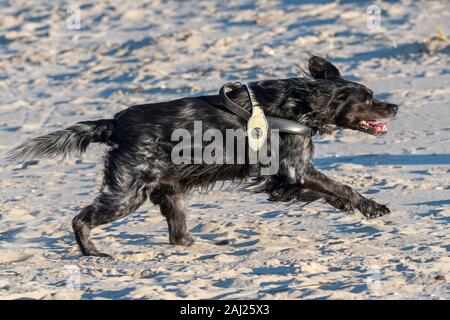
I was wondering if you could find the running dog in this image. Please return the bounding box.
[9,55,398,257]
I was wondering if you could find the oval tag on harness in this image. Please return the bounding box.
[247,105,268,151]
[245,84,269,151]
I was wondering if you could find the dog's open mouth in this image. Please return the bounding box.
[359,119,388,135]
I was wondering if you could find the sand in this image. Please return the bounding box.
[0,0,449,299]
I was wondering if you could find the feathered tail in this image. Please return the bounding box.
[7,119,113,161]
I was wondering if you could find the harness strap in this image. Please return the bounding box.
[219,82,251,120]
[219,82,316,137]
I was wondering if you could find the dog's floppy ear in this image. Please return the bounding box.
[307,54,342,80]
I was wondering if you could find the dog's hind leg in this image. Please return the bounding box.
[72,204,111,257]
[150,183,194,246]
[72,186,147,257]
[72,151,149,257]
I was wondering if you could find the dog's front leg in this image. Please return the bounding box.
[151,185,195,245]
[301,166,390,218]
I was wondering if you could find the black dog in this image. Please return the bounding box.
[9,56,398,257]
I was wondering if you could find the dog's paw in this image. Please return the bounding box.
[358,199,391,218]
[170,233,195,246]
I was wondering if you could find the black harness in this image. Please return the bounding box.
[219,82,317,137]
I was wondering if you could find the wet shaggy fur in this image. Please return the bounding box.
[9,56,399,257]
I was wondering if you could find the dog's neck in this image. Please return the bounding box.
[247,80,328,133]
[223,79,339,135]
[220,82,317,137]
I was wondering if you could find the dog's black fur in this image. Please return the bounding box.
[9,56,398,257]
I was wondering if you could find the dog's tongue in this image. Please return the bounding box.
[367,120,388,133]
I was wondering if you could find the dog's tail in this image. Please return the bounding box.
[7,119,114,161]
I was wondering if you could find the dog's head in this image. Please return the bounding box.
[306,55,398,136]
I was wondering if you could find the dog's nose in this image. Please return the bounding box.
[390,104,399,112]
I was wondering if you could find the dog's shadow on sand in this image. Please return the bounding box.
[407,199,450,222]
[316,153,450,220]
[315,153,450,167]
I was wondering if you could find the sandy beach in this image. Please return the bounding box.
[0,0,449,299]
